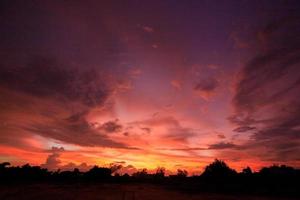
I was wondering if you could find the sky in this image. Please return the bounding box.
[0,0,300,174]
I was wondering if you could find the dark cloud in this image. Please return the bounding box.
[0,56,111,108]
[208,142,237,150]
[233,16,300,113]
[230,15,300,161]
[123,132,130,136]
[24,116,137,149]
[194,77,219,92]
[0,55,135,149]
[157,147,206,151]
[164,128,196,143]
[140,127,151,134]
[158,142,238,151]
[109,162,123,173]
[113,161,126,164]
[65,111,88,123]
[99,119,123,133]
[217,133,226,139]
[233,126,256,133]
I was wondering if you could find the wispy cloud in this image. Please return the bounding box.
[230,15,300,162]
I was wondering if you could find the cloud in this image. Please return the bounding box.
[0,55,141,150]
[194,77,219,100]
[130,116,180,128]
[207,64,219,70]
[65,111,88,123]
[140,127,151,134]
[142,26,154,33]
[0,56,111,108]
[0,87,137,150]
[41,147,64,170]
[109,162,123,173]
[233,126,256,133]
[118,164,138,175]
[130,116,196,145]
[232,16,300,113]
[230,31,250,49]
[107,161,139,175]
[157,147,206,151]
[230,15,300,162]
[194,77,218,92]
[164,128,196,143]
[123,132,130,136]
[217,133,226,139]
[208,142,237,150]
[116,80,133,91]
[158,142,238,151]
[171,80,182,90]
[152,44,158,48]
[24,115,137,149]
[113,161,126,164]
[128,68,142,77]
[60,162,92,172]
[99,119,123,133]
[41,146,93,171]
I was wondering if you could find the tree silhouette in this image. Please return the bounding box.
[0,160,300,197]
[242,166,252,175]
[85,166,112,181]
[155,167,165,179]
[176,169,188,178]
[0,162,10,169]
[202,159,237,178]
[132,168,148,179]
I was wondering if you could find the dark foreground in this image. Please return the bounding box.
[1,160,300,199]
[0,183,297,200]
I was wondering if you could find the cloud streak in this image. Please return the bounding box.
[230,15,300,162]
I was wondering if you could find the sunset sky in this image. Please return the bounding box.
[0,0,300,174]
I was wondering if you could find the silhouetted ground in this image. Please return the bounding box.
[0,183,298,200]
[1,160,300,199]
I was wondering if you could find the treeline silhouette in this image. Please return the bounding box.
[1,160,299,197]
